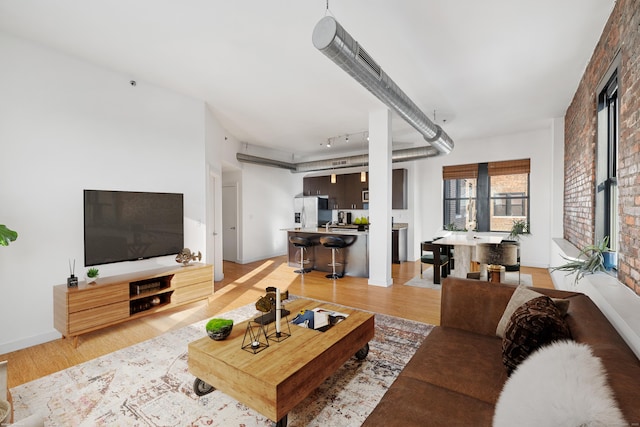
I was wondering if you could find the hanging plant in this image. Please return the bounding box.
[0,225,18,246]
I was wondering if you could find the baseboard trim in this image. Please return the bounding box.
[0,330,60,355]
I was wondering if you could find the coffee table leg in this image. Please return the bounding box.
[275,413,288,427]
[193,378,215,396]
[355,343,370,360]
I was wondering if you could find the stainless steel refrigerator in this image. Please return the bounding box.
[294,196,331,228]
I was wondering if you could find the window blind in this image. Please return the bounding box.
[487,159,530,176]
[442,163,479,180]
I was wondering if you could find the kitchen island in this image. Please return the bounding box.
[285,227,369,278]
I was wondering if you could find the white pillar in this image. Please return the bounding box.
[368,108,393,287]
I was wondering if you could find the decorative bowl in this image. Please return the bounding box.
[207,324,233,341]
[205,318,234,341]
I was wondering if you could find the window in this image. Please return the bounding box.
[443,159,530,232]
[595,71,618,252]
[443,163,477,231]
[492,192,526,216]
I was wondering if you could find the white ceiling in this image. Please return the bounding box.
[0,0,614,159]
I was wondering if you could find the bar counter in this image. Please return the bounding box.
[285,227,369,277]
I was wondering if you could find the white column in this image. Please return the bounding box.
[368,108,393,287]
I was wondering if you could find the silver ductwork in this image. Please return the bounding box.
[237,145,438,172]
[312,16,453,155]
[235,153,297,171]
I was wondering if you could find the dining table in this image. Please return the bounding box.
[434,233,505,278]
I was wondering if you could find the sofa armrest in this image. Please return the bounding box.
[440,278,518,336]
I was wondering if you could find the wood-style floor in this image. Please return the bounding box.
[1,256,553,389]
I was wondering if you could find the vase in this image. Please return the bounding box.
[603,251,617,271]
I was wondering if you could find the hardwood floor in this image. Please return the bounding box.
[1,256,553,389]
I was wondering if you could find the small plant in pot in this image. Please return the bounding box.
[206,318,234,341]
[551,236,611,284]
[86,267,100,283]
[0,224,18,246]
[507,219,530,240]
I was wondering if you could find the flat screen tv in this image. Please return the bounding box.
[84,190,184,266]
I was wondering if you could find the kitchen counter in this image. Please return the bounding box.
[286,226,368,234]
[285,229,368,277]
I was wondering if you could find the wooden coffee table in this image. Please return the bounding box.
[188,298,375,426]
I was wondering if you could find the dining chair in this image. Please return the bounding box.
[420,240,450,284]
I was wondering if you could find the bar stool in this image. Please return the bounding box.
[320,236,346,279]
[289,236,312,274]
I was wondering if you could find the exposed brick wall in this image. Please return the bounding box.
[564,0,640,295]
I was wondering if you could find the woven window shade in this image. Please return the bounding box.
[488,159,530,176]
[442,163,478,180]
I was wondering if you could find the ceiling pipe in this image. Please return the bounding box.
[236,145,438,173]
[235,153,297,171]
[312,16,454,155]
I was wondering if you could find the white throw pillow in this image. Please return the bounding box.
[496,285,544,338]
[493,341,626,427]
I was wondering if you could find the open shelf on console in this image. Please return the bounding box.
[129,275,173,297]
[130,290,173,315]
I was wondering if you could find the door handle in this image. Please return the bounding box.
[230,226,236,230]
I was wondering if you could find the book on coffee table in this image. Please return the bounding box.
[292,308,349,331]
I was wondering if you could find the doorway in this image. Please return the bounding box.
[222,184,239,262]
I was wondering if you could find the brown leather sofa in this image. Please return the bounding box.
[364,277,640,426]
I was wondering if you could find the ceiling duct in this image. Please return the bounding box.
[236,145,438,172]
[235,153,297,171]
[312,16,454,155]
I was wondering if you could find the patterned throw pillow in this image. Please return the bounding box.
[496,285,570,338]
[502,296,572,375]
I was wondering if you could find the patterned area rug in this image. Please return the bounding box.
[405,268,532,289]
[11,299,433,426]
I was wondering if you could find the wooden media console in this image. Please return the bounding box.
[53,263,213,347]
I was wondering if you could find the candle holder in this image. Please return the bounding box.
[241,320,269,354]
[266,307,291,342]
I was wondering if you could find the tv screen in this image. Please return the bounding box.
[84,190,184,266]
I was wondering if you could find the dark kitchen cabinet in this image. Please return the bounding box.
[337,173,366,209]
[302,168,406,210]
[392,227,407,263]
[303,176,324,196]
[392,169,408,209]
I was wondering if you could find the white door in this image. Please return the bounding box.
[222,184,238,262]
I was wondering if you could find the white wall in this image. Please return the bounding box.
[0,33,209,353]
[237,163,301,263]
[412,125,557,268]
[204,106,244,281]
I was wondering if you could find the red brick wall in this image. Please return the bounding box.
[564,0,640,295]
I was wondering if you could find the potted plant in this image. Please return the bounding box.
[507,219,530,240]
[206,318,234,341]
[86,267,100,283]
[0,224,18,246]
[551,236,610,284]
